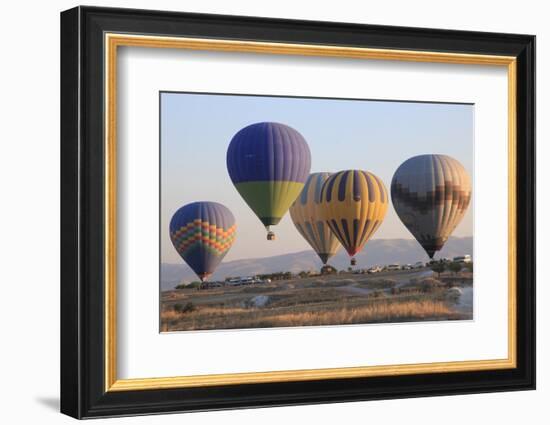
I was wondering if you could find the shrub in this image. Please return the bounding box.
[367,278,397,289]
[371,289,386,298]
[173,302,196,314]
[182,302,196,313]
[398,287,418,295]
[379,278,397,287]
[419,278,443,292]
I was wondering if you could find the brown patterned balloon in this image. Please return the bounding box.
[391,154,472,259]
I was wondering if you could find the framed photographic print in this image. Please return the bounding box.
[60,6,535,419]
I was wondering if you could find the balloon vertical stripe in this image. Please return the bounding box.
[319,170,388,262]
[289,173,342,264]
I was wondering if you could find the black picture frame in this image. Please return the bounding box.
[61,5,535,419]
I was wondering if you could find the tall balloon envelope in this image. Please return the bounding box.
[169,202,236,282]
[290,173,341,264]
[226,122,311,240]
[320,170,388,265]
[391,154,472,259]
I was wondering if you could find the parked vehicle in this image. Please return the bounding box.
[402,264,413,270]
[385,264,401,272]
[226,276,263,286]
[414,261,424,269]
[226,278,243,286]
[453,254,472,263]
[367,265,382,274]
[201,281,223,289]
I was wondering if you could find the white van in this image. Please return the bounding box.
[453,255,472,263]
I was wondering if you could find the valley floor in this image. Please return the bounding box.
[160,268,473,332]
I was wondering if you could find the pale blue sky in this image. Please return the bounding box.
[161,92,473,264]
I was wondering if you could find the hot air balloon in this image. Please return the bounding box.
[319,170,389,266]
[169,201,236,283]
[226,122,311,240]
[390,154,472,259]
[290,173,341,265]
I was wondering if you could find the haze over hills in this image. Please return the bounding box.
[161,236,473,290]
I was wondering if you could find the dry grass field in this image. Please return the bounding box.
[160,268,473,332]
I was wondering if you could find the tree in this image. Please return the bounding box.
[448,261,462,275]
[182,281,202,290]
[175,281,201,290]
[430,261,446,277]
[320,265,336,275]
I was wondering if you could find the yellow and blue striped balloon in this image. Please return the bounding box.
[290,173,341,264]
[319,170,388,264]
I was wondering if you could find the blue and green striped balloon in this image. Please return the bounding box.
[226,122,311,240]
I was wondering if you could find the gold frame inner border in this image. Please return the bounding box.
[104,33,517,392]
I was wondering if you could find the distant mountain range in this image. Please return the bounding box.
[161,236,473,290]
